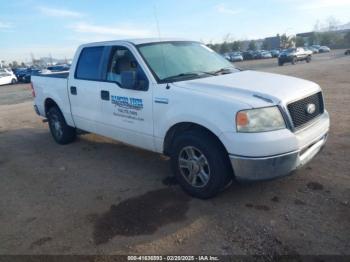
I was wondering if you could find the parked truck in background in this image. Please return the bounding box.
[278,47,312,66]
[31,39,330,198]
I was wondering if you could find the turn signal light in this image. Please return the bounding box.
[236,111,249,127]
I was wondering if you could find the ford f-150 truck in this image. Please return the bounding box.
[31,39,330,198]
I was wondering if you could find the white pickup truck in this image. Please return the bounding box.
[32,39,330,198]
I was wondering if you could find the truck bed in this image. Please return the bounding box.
[34,71,69,79]
[31,72,73,126]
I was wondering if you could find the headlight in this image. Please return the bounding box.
[236,107,286,132]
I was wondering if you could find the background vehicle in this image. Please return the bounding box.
[31,39,329,199]
[252,50,262,59]
[22,68,42,83]
[270,49,280,57]
[304,46,318,54]
[229,52,244,62]
[0,68,17,85]
[13,68,28,82]
[319,46,331,53]
[223,53,231,61]
[311,45,321,52]
[278,47,312,66]
[259,51,272,59]
[242,51,254,60]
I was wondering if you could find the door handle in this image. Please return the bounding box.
[101,90,110,101]
[70,86,77,95]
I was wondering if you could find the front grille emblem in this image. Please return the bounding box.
[306,103,316,114]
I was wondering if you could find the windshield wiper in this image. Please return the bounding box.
[161,71,214,82]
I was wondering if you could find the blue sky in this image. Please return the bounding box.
[0,0,349,61]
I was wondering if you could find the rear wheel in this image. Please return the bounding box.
[11,79,17,84]
[170,130,232,199]
[47,106,76,145]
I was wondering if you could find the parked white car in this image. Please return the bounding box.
[0,68,17,85]
[31,39,330,198]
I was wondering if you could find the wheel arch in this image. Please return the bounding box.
[44,98,60,117]
[164,122,235,188]
[163,122,228,157]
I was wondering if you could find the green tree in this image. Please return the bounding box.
[318,31,340,46]
[295,36,305,47]
[219,42,231,53]
[280,34,289,48]
[248,40,257,51]
[230,41,242,51]
[280,34,295,48]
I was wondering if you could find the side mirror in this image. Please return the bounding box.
[120,71,136,89]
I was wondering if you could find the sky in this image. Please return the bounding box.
[0,0,349,62]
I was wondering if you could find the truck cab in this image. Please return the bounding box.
[32,39,329,198]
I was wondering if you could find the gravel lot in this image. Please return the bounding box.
[0,50,349,257]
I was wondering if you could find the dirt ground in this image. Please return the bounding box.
[0,50,349,257]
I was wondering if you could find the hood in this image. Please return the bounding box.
[173,70,320,108]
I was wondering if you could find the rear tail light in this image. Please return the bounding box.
[30,82,36,97]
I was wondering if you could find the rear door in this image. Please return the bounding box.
[96,44,155,151]
[68,46,105,133]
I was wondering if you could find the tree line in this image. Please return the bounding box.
[207,31,350,54]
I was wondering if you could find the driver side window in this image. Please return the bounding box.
[106,46,148,90]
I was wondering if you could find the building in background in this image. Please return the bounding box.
[263,36,281,50]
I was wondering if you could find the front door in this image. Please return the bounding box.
[96,45,155,151]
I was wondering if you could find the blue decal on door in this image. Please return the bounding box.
[111,96,143,111]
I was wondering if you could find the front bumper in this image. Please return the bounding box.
[278,56,293,62]
[230,132,328,182]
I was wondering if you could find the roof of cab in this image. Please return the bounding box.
[79,38,196,48]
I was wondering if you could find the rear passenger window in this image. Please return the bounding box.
[75,46,104,80]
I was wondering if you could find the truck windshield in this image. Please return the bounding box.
[137,41,236,83]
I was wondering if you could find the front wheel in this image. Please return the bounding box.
[170,131,232,199]
[291,57,297,65]
[278,60,284,66]
[306,56,311,63]
[47,106,76,145]
[11,79,17,84]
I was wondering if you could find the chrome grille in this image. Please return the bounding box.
[287,92,324,129]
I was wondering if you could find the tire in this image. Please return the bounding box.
[170,130,232,199]
[11,79,17,84]
[291,57,296,65]
[47,106,76,145]
[306,56,311,63]
[278,61,284,66]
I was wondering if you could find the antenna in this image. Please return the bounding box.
[153,5,170,88]
[153,5,161,41]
